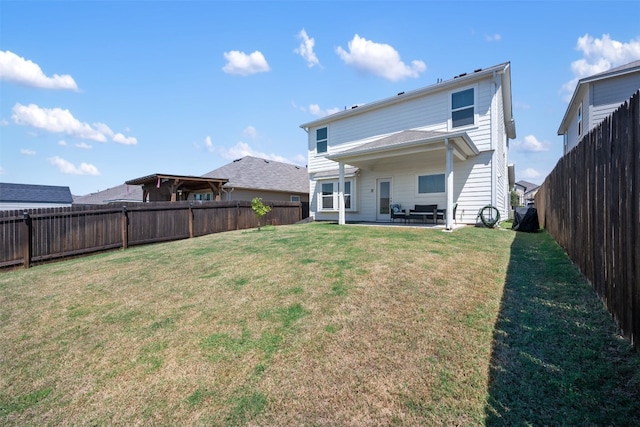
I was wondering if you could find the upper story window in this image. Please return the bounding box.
[418,173,445,194]
[316,127,328,153]
[291,195,301,202]
[451,88,475,128]
[577,103,583,136]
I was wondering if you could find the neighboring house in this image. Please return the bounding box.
[0,182,73,211]
[202,155,310,204]
[299,62,516,228]
[73,183,144,205]
[99,156,309,215]
[558,59,640,155]
[514,180,540,207]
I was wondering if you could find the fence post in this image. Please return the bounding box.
[236,201,240,230]
[189,202,194,238]
[121,206,129,249]
[22,211,32,269]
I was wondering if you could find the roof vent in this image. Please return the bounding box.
[456,72,467,78]
[233,158,241,162]
[474,68,482,73]
[397,91,405,96]
[351,105,358,109]
[264,160,270,163]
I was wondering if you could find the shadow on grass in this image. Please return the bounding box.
[485,230,640,426]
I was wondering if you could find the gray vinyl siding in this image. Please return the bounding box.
[307,80,496,173]
[591,74,640,129]
[565,90,590,153]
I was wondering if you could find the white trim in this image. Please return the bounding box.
[449,84,478,131]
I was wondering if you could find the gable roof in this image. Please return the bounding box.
[73,183,144,204]
[202,156,309,194]
[558,59,640,134]
[0,182,73,204]
[516,180,540,192]
[300,61,515,139]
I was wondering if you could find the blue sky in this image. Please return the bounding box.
[1,1,639,196]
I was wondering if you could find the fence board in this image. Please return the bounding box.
[0,200,301,269]
[536,90,639,351]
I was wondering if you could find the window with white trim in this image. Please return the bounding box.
[321,182,333,209]
[418,174,445,194]
[451,88,474,128]
[577,103,583,136]
[318,179,355,211]
[342,181,351,209]
[316,127,327,154]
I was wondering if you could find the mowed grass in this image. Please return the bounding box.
[1,223,638,426]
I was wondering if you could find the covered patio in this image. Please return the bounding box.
[125,173,228,202]
[327,129,479,230]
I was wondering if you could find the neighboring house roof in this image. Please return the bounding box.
[300,61,516,140]
[202,156,309,194]
[73,184,144,204]
[0,182,73,204]
[516,180,540,193]
[558,59,640,134]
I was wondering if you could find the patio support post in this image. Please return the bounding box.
[445,139,454,230]
[338,162,345,225]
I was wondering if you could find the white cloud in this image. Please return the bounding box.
[0,119,8,126]
[562,34,640,100]
[485,34,502,42]
[243,125,257,139]
[0,50,78,90]
[58,140,68,146]
[521,168,541,179]
[294,29,320,68]
[512,135,550,152]
[112,133,137,145]
[75,142,92,149]
[222,50,270,76]
[11,103,137,144]
[0,166,4,175]
[12,103,106,142]
[308,103,341,117]
[49,156,100,175]
[335,34,426,81]
[204,135,214,152]
[20,148,36,155]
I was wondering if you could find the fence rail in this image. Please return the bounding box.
[0,200,301,269]
[536,90,639,351]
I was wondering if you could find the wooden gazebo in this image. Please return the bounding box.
[125,173,228,202]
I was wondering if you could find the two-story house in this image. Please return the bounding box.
[558,60,640,155]
[300,61,516,229]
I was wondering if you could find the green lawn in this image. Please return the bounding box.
[1,223,638,426]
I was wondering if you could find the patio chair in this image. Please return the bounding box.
[390,204,408,223]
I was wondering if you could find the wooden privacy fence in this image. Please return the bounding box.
[0,200,302,269]
[536,90,639,350]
